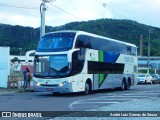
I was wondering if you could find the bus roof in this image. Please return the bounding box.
[44,30,137,48]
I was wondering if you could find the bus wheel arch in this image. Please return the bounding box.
[83,79,92,95]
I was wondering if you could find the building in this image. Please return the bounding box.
[10,55,34,72]
[0,47,10,88]
[10,50,35,73]
[138,56,160,73]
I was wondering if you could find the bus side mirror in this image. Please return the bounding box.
[34,56,39,62]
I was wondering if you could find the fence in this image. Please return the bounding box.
[8,75,33,89]
[8,75,23,88]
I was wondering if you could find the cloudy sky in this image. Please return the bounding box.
[0,0,160,28]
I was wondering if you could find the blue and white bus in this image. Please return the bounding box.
[33,30,138,94]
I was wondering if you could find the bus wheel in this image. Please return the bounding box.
[53,92,60,95]
[145,80,147,84]
[121,79,129,90]
[84,82,90,95]
[121,80,125,90]
[125,80,130,90]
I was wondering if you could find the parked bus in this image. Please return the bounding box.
[33,30,138,94]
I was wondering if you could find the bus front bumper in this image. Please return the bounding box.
[33,81,73,93]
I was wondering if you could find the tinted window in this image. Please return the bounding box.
[75,35,136,56]
[34,55,70,78]
[71,50,85,74]
[88,61,124,74]
[138,74,145,77]
[37,32,75,52]
[75,35,90,48]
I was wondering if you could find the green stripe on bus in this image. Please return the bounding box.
[99,50,104,87]
[99,74,104,86]
[99,51,104,86]
[99,51,104,62]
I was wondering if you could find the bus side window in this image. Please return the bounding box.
[127,46,131,55]
[132,47,137,56]
[75,40,83,48]
[75,35,91,48]
[72,50,85,74]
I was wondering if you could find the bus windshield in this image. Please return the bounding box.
[37,33,75,52]
[34,55,70,78]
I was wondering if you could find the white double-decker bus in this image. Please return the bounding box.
[33,30,137,94]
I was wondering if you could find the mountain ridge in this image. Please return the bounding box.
[0,18,160,55]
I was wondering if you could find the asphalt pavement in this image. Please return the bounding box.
[50,85,160,120]
[51,97,160,120]
[0,86,160,120]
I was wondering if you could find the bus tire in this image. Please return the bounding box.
[83,81,91,95]
[121,80,125,90]
[53,92,60,95]
[145,80,147,84]
[125,80,130,90]
[121,79,129,90]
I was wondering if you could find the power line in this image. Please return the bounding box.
[93,0,147,28]
[94,0,128,19]
[48,2,82,21]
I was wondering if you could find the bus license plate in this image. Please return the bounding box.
[46,88,53,91]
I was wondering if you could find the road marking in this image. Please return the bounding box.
[69,100,119,110]
[92,98,138,100]
[76,101,119,104]
[69,100,84,110]
[125,93,159,95]
[103,95,148,98]
[124,91,160,96]
[69,90,159,110]
[69,95,145,110]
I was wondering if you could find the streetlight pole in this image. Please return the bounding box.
[147,30,151,74]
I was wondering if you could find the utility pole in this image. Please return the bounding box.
[147,30,151,74]
[40,0,47,38]
[40,0,56,38]
[139,34,143,56]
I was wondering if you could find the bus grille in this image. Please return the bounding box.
[41,84,59,87]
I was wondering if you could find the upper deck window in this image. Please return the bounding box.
[37,32,75,52]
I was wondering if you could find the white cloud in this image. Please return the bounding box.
[106,0,160,27]
[0,0,160,28]
[45,0,112,26]
[0,11,40,27]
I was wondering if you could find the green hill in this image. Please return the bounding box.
[0,18,160,55]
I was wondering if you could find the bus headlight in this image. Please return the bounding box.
[67,80,71,83]
[37,82,41,86]
[59,80,71,86]
[59,83,64,86]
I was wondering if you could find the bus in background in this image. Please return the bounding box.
[33,30,138,94]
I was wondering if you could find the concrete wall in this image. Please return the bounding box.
[0,47,10,88]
